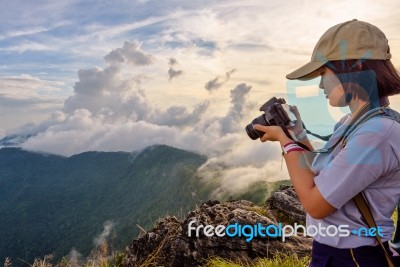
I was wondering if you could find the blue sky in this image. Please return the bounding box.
[1,0,400,189]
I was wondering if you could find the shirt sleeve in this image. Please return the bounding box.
[314,125,394,209]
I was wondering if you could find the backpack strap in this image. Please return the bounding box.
[353,193,395,267]
[342,107,400,267]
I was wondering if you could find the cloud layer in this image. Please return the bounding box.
[4,1,400,196]
[10,41,285,196]
[19,40,250,156]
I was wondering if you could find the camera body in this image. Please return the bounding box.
[245,97,294,140]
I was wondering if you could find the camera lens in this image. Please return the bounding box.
[245,115,270,140]
[245,124,260,140]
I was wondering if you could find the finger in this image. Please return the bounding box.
[260,133,270,142]
[253,124,269,133]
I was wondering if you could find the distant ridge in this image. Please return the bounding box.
[0,145,208,265]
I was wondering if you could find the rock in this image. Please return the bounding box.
[123,195,311,267]
[265,185,306,225]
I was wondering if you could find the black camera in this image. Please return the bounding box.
[245,97,295,140]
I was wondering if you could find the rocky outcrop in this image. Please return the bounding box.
[123,186,311,267]
[265,185,306,225]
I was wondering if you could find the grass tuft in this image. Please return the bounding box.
[203,253,310,267]
[4,257,12,267]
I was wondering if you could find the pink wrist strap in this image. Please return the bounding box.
[283,141,296,148]
[282,143,305,155]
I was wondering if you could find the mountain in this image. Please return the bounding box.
[0,145,209,265]
[0,134,31,147]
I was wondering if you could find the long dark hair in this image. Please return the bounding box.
[326,60,400,102]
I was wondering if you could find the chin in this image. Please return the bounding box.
[328,99,338,107]
[328,96,347,107]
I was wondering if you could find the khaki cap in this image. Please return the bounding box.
[286,19,391,80]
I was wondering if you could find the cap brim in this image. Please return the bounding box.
[286,61,327,80]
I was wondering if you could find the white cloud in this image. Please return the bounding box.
[198,156,290,198]
[0,27,48,41]
[0,75,64,98]
[22,114,177,155]
[0,75,65,122]
[152,102,209,127]
[104,41,154,66]
[7,112,66,136]
[93,221,115,247]
[218,83,251,134]
[0,21,72,42]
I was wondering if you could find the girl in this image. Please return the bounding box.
[255,19,400,266]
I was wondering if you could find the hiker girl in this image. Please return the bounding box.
[255,19,400,266]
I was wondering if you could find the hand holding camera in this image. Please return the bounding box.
[253,124,289,143]
[245,97,302,142]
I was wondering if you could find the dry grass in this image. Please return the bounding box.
[203,253,310,267]
[4,257,12,267]
[134,218,182,267]
[3,241,124,267]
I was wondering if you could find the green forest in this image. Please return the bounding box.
[0,145,289,266]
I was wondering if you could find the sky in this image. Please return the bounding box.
[1,0,400,194]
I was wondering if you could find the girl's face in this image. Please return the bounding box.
[319,67,347,107]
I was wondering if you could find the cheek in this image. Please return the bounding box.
[331,86,344,96]
[322,75,339,92]
[329,86,347,106]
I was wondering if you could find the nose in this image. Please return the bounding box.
[319,77,324,89]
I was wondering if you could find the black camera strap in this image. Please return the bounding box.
[304,127,331,142]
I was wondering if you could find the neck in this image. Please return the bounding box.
[349,99,369,117]
[349,96,390,116]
